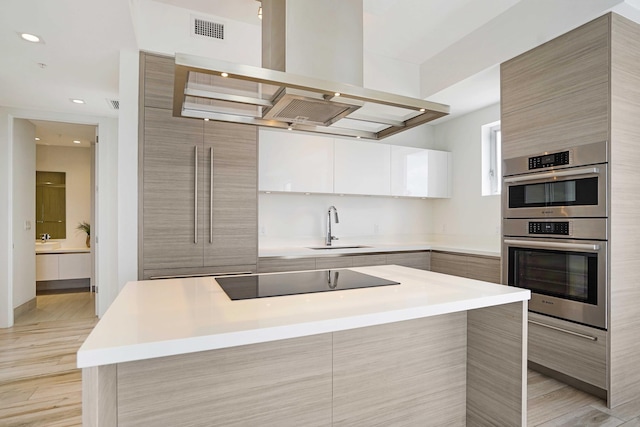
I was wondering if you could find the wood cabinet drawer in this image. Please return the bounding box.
[351,254,387,267]
[258,258,316,273]
[386,252,430,270]
[315,257,353,270]
[528,312,607,389]
[144,264,257,280]
[430,252,465,276]
[431,252,501,283]
[466,255,501,283]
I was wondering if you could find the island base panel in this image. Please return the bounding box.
[333,312,467,426]
[467,301,528,426]
[81,302,528,426]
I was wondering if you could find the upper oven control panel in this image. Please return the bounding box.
[529,221,570,235]
[502,141,607,177]
[528,151,569,170]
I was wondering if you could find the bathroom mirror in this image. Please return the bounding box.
[36,171,66,239]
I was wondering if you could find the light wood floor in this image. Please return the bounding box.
[1,294,640,426]
[0,292,97,427]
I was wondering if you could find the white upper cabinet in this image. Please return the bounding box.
[334,139,391,196]
[259,129,334,193]
[391,147,451,198]
[425,149,452,198]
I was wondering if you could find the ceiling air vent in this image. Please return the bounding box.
[193,17,224,40]
[106,99,119,110]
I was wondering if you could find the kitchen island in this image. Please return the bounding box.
[79,265,530,426]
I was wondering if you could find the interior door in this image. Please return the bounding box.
[203,121,257,268]
[143,107,204,270]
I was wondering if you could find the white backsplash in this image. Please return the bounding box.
[259,193,434,248]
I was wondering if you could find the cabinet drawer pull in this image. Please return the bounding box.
[529,320,598,341]
[194,146,198,244]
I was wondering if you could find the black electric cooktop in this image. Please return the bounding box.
[216,269,400,300]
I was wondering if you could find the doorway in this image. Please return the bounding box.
[13,118,98,323]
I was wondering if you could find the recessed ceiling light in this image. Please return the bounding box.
[73,140,81,144]
[204,118,209,121]
[419,108,426,112]
[71,99,85,104]
[35,137,40,141]
[334,92,341,97]
[20,33,40,43]
[220,72,228,77]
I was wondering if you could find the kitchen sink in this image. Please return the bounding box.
[308,245,372,250]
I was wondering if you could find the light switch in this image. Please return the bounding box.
[24,220,31,231]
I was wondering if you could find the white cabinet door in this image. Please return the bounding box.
[390,147,451,198]
[391,146,429,197]
[58,253,91,280]
[334,140,391,196]
[427,150,451,198]
[259,129,334,193]
[36,254,59,281]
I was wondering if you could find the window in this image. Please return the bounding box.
[481,121,501,196]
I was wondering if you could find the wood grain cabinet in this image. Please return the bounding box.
[140,53,257,279]
[500,13,640,406]
[501,15,610,159]
[431,251,500,283]
[528,312,607,389]
[258,251,431,273]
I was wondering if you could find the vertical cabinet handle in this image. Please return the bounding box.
[210,146,213,244]
[194,146,198,244]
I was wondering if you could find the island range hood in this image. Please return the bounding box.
[172,1,449,140]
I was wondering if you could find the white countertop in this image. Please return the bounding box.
[36,247,90,254]
[77,265,528,368]
[259,242,500,258]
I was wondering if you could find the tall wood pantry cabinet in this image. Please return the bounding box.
[501,13,640,408]
[139,53,257,279]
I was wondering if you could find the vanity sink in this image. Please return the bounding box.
[308,245,372,250]
[35,241,61,251]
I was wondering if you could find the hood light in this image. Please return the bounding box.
[73,140,81,144]
[220,72,228,77]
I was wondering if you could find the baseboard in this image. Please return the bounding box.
[14,297,37,318]
[529,361,608,401]
[36,278,90,292]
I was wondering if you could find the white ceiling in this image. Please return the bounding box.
[31,120,96,148]
[1,0,639,137]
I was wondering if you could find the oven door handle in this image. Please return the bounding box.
[503,167,600,183]
[504,239,601,251]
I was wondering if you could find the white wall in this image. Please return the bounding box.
[36,145,92,249]
[259,193,433,247]
[131,0,261,65]
[12,119,36,309]
[0,110,11,327]
[117,49,139,289]
[431,103,501,246]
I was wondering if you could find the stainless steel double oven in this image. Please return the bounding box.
[502,141,608,329]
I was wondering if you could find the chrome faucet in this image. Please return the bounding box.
[326,206,339,246]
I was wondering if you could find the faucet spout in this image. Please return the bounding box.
[326,206,339,246]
